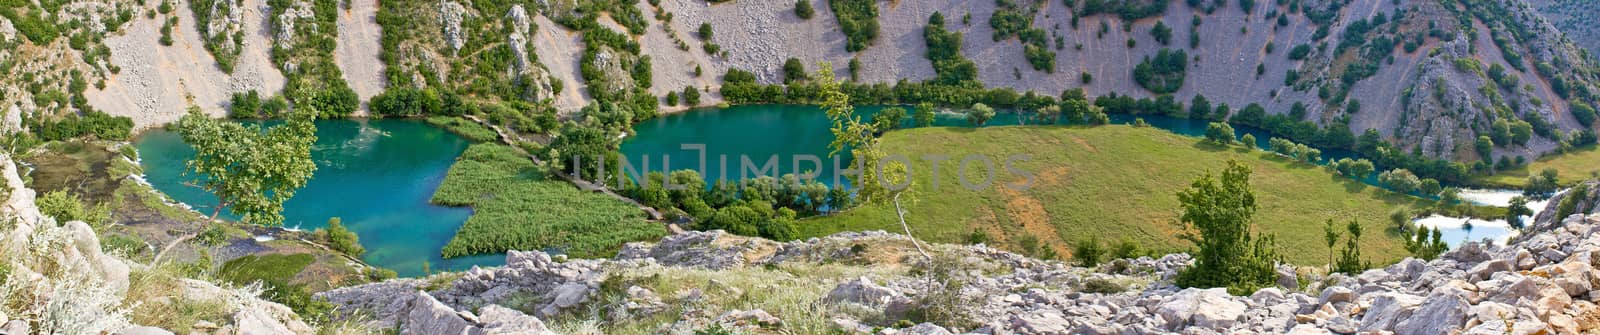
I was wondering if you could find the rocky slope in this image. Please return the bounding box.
[315,180,1600,334]
[0,155,324,335]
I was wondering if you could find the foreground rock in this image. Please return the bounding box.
[319,181,1600,334]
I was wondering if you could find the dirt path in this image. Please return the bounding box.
[336,0,386,113]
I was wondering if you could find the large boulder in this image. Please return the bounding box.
[1156,288,1246,330]
[1394,291,1472,335]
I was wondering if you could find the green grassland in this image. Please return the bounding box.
[804,125,1444,265]
[1477,145,1600,188]
[435,143,664,258]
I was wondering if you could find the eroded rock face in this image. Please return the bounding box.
[438,1,467,53]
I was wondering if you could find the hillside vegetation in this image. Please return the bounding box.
[805,125,1449,265]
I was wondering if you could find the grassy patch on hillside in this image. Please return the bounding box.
[804,126,1441,265]
[435,143,663,259]
[1477,145,1600,188]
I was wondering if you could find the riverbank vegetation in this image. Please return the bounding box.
[804,125,1463,265]
[435,143,662,259]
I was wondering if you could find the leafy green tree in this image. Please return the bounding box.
[1174,161,1280,294]
[821,62,889,204]
[874,107,907,131]
[1240,134,1258,148]
[914,102,936,127]
[1405,225,1448,260]
[783,58,808,83]
[1150,21,1173,45]
[1389,207,1412,232]
[320,217,365,257]
[176,108,318,226]
[1378,169,1422,194]
[967,103,996,126]
[1475,136,1494,162]
[1525,168,1560,197]
[1204,122,1235,145]
[683,86,701,106]
[1506,196,1532,229]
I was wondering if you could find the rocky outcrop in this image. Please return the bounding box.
[0,155,316,335]
[438,1,467,53]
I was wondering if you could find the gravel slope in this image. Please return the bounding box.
[88,0,284,129]
[336,0,386,113]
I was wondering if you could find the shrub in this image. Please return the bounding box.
[794,0,814,19]
[1174,161,1280,295]
[967,103,995,126]
[37,190,112,228]
[683,86,701,105]
[1073,237,1104,267]
[1133,49,1187,94]
[829,0,879,52]
[318,217,365,257]
[1150,21,1172,45]
[1204,122,1235,145]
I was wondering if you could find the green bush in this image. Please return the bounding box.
[1173,161,1281,295]
[794,0,814,19]
[1133,49,1187,94]
[828,0,879,52]
[37,190,111,228]
[318,217,365,257]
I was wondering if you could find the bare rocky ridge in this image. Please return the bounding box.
[316,180,1600,334]
[88,0,285,130]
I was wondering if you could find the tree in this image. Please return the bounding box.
[683,86,701,106]
[1378,169,1421,194]
[698,23,713,40]
[821,62,889,204]
[1322,219,1340,270]
[1405,225,1448,260]
[967,103,996,126]
[1240,133,1257,148]
[783,58,808,83]
[1506,196,1532,229]
[176,108,318,226]
[320,217,365,257]
[1174,160,1280,294]
[1204,122,1236,145]
[1525,168,1560,198]
[1151,21,1173,45]
[914,102,936,127]
[1388,207,1412,232]
[794,0,815,19]
[1475,136,1494,162]
[1333,220,1366,274]
[873,107,907,131]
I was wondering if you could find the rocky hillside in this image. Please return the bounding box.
[0,0,1590,163]
[0,155,336,335]
[311,179,1600,334]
